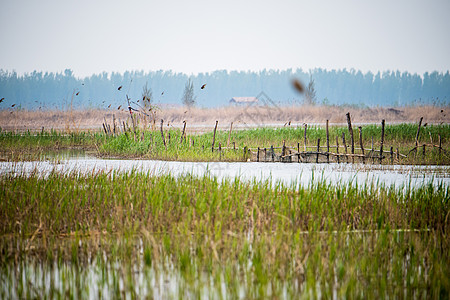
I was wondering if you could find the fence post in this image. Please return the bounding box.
[257,147,260,162]
[304,124,307,151]
[282,140,286,162]
[180,121,186,144]
[160,119,166,147]
[390,146,393,164]
[346,112,355,163]
[211,120,218,152]
[271,145,275,162]
[379,119,385,164]
[358,126,365,164]
[219,142,222,160]
[415,117,423,149]
[342,132,348,163]
[227,122,233,147]
[336,136,340,163]
[326,120,330,163]
[371,136,374,164]
[297,142,300,163]
[316,138,320,163]
[264,148,267,162]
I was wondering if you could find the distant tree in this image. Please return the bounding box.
[141,82,153,111]
[182,78,196,107]
[304,75,317,106]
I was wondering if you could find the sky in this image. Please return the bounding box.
[0,0,449,78]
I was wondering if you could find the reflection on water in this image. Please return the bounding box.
[1,157,449,188]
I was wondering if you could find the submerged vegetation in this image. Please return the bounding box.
[0,171,449,298]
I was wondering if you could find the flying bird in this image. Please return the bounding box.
[108,104,111,108]
[292,79,304,93]
[76,92,80,96]
[118,86,122,91]
[201,84,206,89]
[0,97,4,102]
[161,91,164,95]
[117,105,122,110]
[11,104,15,107]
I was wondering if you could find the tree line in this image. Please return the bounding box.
[0,68,448,110]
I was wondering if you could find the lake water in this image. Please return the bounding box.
[1,157,448,189]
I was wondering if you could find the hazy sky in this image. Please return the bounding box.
[1,0,449,78]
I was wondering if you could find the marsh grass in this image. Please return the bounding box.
[1,171,449,298]
[1,123,449,164]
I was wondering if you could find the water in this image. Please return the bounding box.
[1,157,448,189]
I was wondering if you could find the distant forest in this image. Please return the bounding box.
[0,68,449,110]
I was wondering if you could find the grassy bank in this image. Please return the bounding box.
[1,171,449,298]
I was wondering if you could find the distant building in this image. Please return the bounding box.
[229,97,259,105]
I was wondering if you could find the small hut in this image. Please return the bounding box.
[229,97,259,105]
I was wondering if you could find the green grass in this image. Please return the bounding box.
[1,123,449,164]
[0,171,449,298]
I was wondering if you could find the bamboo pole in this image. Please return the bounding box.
[211,120,218,152]
[379,119,385,164]
[358,126,365,164]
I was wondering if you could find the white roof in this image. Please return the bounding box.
[229,97,259,103]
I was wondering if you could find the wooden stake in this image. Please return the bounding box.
[371,136,374,164]
[211,120,218,152]
[271,145,275,162]
[219,142,222,160]
[415,117,423,148]
[326,120,330,163]
[342,132,348,163]
[358,126,365,164]
[297,142,300,163]
[316,138,320,163]
[380,119,385,164]
[180,121,186,144]
[227,122,233,147]
[396,148,399,162]
[160,119,166,147]
[304,124,307,151]
[438,134,442,156]
[346,112,354,163]
[257,147,260,162]
[390,146,393,164]
[336,136,340,164]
